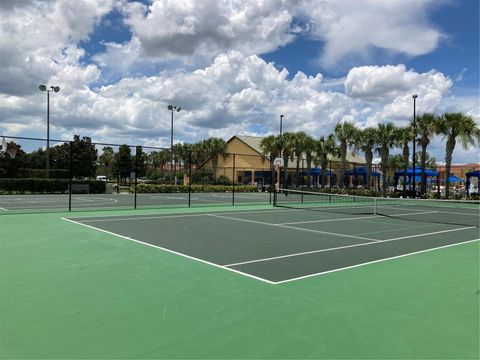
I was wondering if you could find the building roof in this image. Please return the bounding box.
[233,135,264,154]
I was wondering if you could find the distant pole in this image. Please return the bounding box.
[39,84,60,178]
[167,105,181,185]
[279,114,284,188]
[412,94,418,197]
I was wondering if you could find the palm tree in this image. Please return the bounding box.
[203,137,227,180]
[353,127,377,189]
[314,134,338,188]
[394,127,412,196]
[99,146,114,179]
[375,123,397,196]
[260,135,281,166]
[437,112,480,197]
[303,134,316,187]
[280,132,296,188]
[334,122,357,188]
[415,113,438,194]
[291,132,314,187]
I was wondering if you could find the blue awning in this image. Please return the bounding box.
[466,170,480,178]
[395,167,439,177]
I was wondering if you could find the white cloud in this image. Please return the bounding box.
[299,0,443,68]
[0,0,113,96]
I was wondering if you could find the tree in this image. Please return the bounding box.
[280,132,296,187]
[202,138,227,179]
[437,112,480,197]
[375,123,397,196]
[394,127,412,196]
[314,134,338,187]
[114,144,133,183]
[48,135,97,178]
[99,146,114,178]
[334,122,357,188]
[0,142,26,178]
[354,127,377,189]
[134,146,148,178]
[415,113,438,194]
[291,132,314,187]
[260,135,281,164]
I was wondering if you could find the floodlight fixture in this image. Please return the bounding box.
[39,84,61,178]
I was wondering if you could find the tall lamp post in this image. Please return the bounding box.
[167,105,181,184]
[412,94,417,197]
[279,114,284,188]
[39,84,60,178]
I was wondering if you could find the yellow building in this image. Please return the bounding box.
[200,136,271,184]
[200,135,366,185]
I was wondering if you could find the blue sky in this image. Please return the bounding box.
[0,0,478,163]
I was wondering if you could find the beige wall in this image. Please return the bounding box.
[201,137,270,182]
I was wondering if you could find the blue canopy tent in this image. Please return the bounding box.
[343,167,381,188]
[466,170,480,195]
[441,175,464,183]
[300,168,333,187]
[394,167,439,193]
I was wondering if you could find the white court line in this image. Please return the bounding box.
[382,226,477,241]
[224,226,476,268]
[278,215,380,225]
[0,206,8,211]
[72,208,305,223]
[61,217,275,285]
[274,238,480,285]
[207,214,380,242]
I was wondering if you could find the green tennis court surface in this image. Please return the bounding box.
[0,192,271,211]
[1,202,479,358]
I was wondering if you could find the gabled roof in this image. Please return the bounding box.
[227,135,367,163]
[229,135,264,154]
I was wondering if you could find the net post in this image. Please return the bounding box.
[373,197,378,215]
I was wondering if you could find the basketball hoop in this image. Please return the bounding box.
[6,147,17,159]
[273,157,284,168]
[0,137,6,155]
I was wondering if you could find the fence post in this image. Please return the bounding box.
[329,160,332,193]
[232,153,236,206]
[134,146,138,209]
[68,141,73,212]
[188,150,192,207]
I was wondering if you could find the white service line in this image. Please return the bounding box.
[72,207,305,223]
[279,215,380,225]
[273,238,480,285]
[382,226,477,241]
[224,226,477,267]
[207,213,380,242]
[61,217,275,285]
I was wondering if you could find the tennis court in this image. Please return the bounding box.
[0,191,271,211]
[65,192,479,284]
[1,191,479,358]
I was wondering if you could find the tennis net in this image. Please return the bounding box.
[274,189,480,228]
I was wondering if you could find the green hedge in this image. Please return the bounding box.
[134,184,258,193]
[0,178,106,194]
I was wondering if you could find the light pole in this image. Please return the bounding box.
[167,105,181,184]
[412,94,417,197]
[279,114,284,188]
[39,84,60,178]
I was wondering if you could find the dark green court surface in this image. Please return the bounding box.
[1,205,479,359]
[67,208,479,283]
